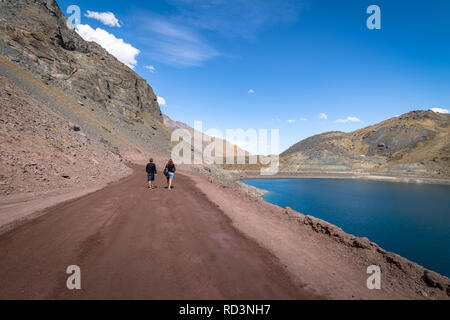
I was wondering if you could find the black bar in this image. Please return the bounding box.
[0,300,448,319]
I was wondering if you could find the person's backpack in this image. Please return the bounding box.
[163,166,169,176]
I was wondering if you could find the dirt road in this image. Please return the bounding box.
[0,165,316,300]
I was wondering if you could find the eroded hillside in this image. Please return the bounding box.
[0,73,129,197]
[0,0,171,160]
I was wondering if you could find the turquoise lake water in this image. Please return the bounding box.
[241,178,450,277]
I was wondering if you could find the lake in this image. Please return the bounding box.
[241,178,450,277]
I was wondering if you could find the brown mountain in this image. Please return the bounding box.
[0,0,171,198]
[281,110,450,178]
[163,114,251,162]
[0,0,170,159]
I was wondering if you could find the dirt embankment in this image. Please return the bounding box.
[0,72,132,230]
[0,74,130,196]
[188,170,450,300]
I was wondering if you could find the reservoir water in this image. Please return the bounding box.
[241,178,450,277]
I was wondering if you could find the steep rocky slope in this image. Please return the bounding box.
[0,0,173,200]
[281,111,450,178]
[0,73,129,197]
[0,0,170,160]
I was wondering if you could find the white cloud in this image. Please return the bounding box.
[132,0,301,67]
[319,113,328,120]
[169,0,302,39]
[287,119,296,123]
[145,65,156,72]
[430,108,449,114]
[85,11,121,27]
[248,89,255,94]
[157,96,167,106]
[299,118,308,121]
[271,117,281,122]
[143,16,218,67]
[335,116,363,123]
[76,24,140,69]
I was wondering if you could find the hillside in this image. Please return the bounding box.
[0,72,131,198]
[281,111,450,178]
[0,0,170,159]
[0,0,172,199]
[163,114,251,163]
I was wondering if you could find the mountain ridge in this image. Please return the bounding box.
[0,0,171,199]
[163,114,252,160]
[280,110,450,178]
[0,0,170,159]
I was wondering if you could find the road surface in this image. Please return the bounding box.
[0,165,316,299]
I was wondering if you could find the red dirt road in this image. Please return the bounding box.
[0,165,316,300]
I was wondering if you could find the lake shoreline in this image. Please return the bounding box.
[188,168,450,299]
[239,172,450,186]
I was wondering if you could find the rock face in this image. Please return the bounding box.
[281,111,450,178]
[0,73,130,197]
[0,0,170,159]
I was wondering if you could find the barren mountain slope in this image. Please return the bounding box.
[0,0,171,159]
[164,114,251,161]
[281,111,450,178]
[0,73,129,199]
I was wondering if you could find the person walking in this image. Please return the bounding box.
[164,159,176,190]
[146,158,157,189]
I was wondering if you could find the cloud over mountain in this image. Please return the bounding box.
[76,24,140,69]
[85,10,121,27]
[335,116,362,123]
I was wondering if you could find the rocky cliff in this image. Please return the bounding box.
[0,0,173,199]
[281,111,450,178]
[0,0,170,159]
[163,114,251,162]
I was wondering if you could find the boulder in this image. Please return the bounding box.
[352,237,372,249]
[422,270,446,291]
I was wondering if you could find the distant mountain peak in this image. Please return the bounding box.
[281,111,450,178]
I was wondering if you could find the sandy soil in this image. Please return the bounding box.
[0,164,316,300]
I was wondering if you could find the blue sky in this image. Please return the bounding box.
[57,0,450,152]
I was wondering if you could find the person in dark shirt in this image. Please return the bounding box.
[164,159,176,190]
[146,158,157,189]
